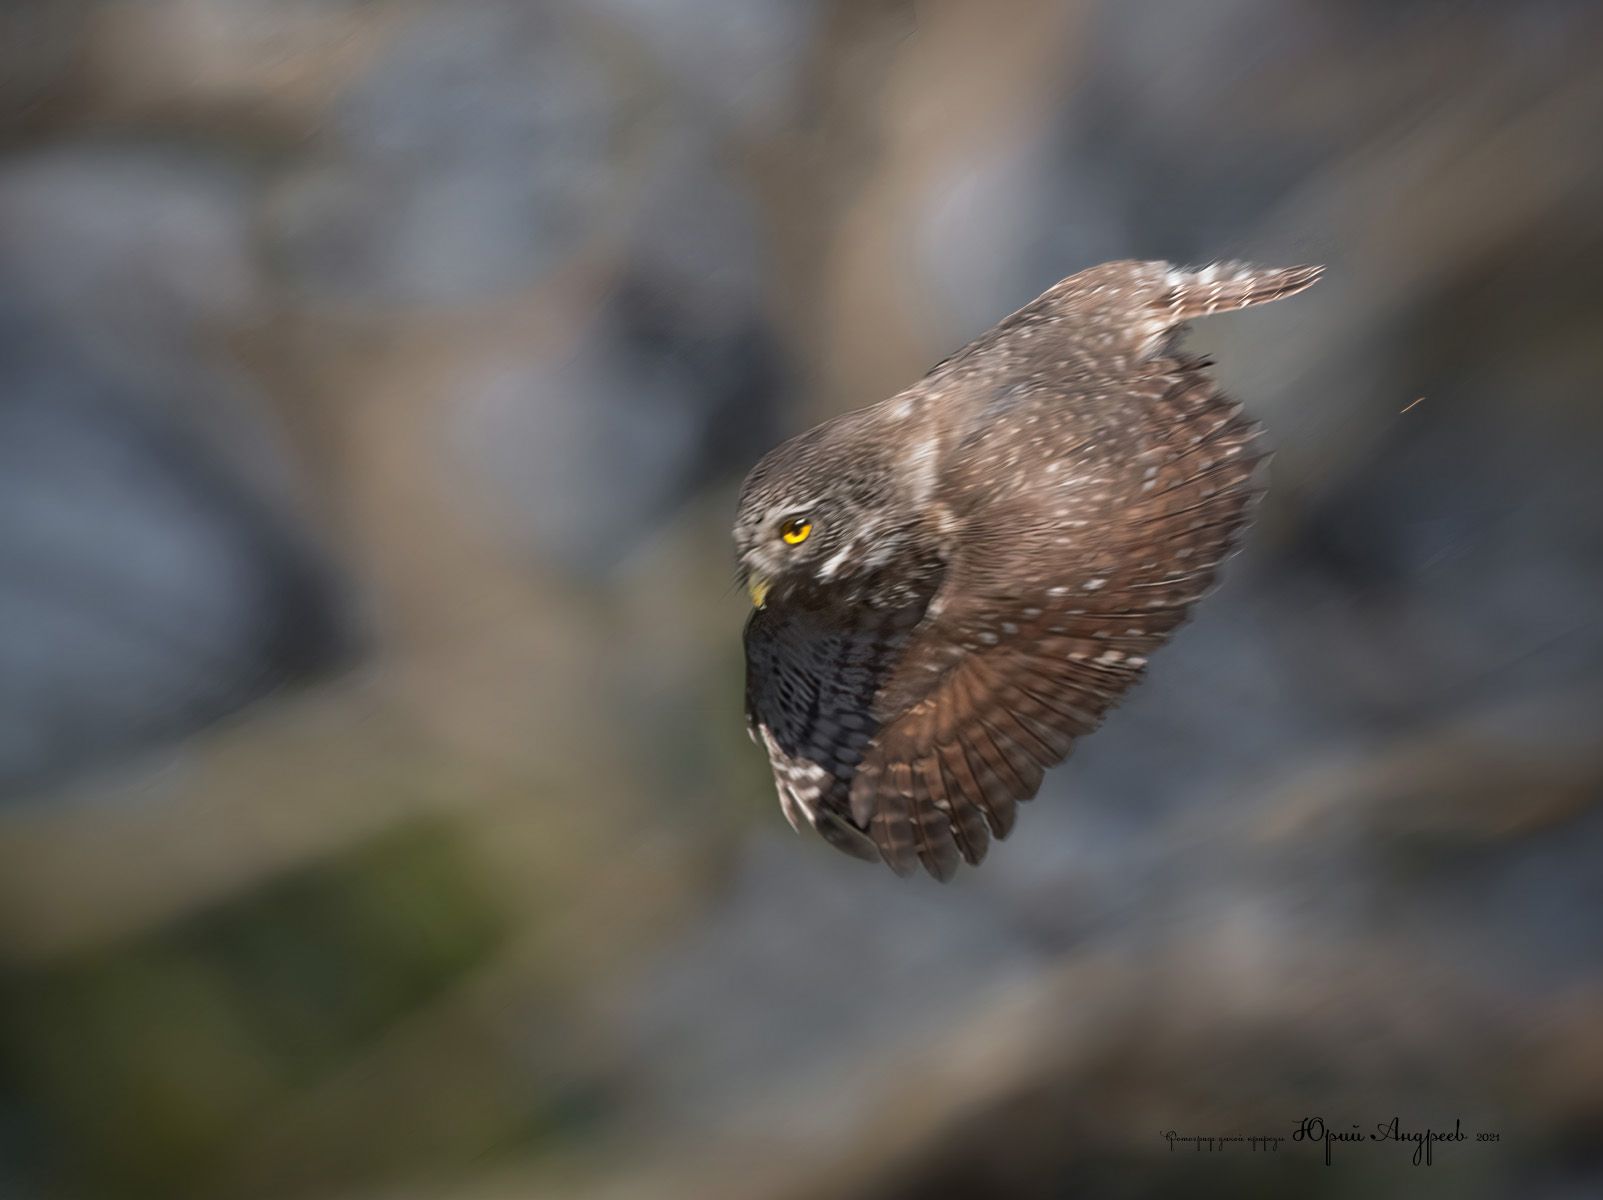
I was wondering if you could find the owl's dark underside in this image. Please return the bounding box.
[735,259,1321,880]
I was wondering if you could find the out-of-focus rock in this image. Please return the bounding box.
[267,0,625,306]
[0,143,261,364]
[606,836,1041,1138]
[453,284,785,576]
[0,2,93,139]
[0,330,352,798]
[0,142,353,797]
[75,0,395,133]
[591,0,823,132]
[452,137,787,577]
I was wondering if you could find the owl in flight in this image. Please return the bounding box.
[735,259,1321,879]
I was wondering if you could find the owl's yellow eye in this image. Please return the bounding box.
[780,517,813,545]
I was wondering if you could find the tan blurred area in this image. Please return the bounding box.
[1,2,1602,1198]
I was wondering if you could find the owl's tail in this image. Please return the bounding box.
[941,258,1323,382]
[1162,261,1325,322]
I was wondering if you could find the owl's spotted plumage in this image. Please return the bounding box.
[735,259,1322,879]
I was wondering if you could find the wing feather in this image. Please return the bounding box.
[850,357,1264,877]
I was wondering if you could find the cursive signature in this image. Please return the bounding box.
[1293,1116,1469,1165]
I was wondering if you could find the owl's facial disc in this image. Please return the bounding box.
[737,503,834,607]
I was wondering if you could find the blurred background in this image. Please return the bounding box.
[1,1,1601,1197]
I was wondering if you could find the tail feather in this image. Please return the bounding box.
[1163,262,1324,322]
[961,258,1324,369]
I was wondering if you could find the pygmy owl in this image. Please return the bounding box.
[735,259,1321,879]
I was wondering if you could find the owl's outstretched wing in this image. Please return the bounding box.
[837,260,1316,879]
[852,358,1268,879]
[743,603,912,862]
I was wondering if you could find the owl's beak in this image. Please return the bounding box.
[747,575,771,608]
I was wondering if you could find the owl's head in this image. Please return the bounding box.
[733,421,916,609]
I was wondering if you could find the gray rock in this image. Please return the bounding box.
[0,142,353,797]
[607,834,1041,1137]
[591,0,822,131]
[0,322,353,797]
[0,141,262,379]
[0,1,90,138]
[456,271,786,576]
[454,138,786,575]
[269,0,621,305]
